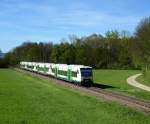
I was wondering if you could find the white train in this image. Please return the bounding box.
[20,62,93,86]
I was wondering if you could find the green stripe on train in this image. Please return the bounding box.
[68,65,72,81]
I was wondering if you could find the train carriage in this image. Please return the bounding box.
[20,62,93,86]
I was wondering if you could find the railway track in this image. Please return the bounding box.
[89,87,150,113]
[15,68,150,114]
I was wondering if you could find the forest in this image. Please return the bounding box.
[0,17,150,73]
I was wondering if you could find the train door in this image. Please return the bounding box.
[68,68,72,81]
[55,67,58,77]
[68,68,71,81]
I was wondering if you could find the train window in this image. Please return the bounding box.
[80,68,92,77]
[72,71,77,77]
[36,66,49,72]
[58,70,67,76]
[27,65,34,69]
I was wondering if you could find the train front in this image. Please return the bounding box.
[80,67,93,86]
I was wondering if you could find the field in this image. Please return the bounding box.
[93,69,150,100]
[0,69,150,124]
[136,70,150,87]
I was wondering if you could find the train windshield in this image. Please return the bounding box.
[80,68,92,77]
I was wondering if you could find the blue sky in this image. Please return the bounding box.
[0,0,150,52]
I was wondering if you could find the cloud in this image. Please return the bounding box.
[0,0,143,32]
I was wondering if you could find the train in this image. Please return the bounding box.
[20,62,93,86]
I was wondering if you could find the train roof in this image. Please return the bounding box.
[20,61,92,68]
[56,64,92,68]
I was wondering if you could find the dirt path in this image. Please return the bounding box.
[127,73,150,92]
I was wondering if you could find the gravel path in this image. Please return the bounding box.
[127,73,150,92]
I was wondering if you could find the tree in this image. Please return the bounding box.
[119,37,134,69]
[0,49,4,59]
[135,16,150,73]
[4,31,136,69]
[105,30,121,68]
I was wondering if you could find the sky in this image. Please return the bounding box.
[0,0,150,52]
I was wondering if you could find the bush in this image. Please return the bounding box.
[0,59,8,68]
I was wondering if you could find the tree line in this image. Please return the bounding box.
[3,32,135,69]
[1,17,150,71]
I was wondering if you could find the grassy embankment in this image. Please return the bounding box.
[93,69,150,100]
[0,69,149,124]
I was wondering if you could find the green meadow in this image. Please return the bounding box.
[0,69,150,124]
[93,69,150,100]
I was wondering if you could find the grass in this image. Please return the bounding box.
[93,69,150,100]
[136,70,150,87]
[0,69,150,124]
